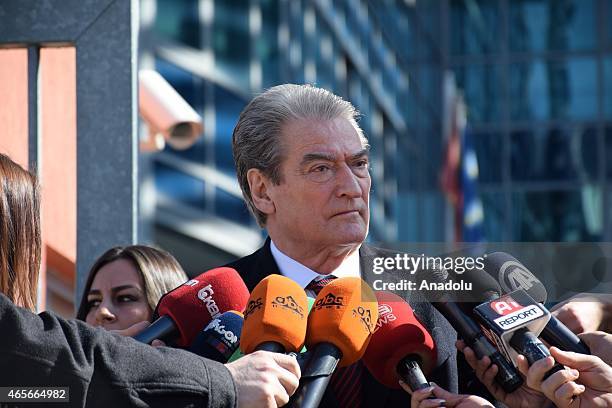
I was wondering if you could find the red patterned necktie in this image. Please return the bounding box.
[306,276,362,408]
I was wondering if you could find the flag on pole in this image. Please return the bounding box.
[441,87,485,243]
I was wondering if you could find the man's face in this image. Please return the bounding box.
[266,117,371,250]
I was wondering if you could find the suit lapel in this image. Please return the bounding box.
[243,237,281,291]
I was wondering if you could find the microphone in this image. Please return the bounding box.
[363,291,437,394]
[416,266,523,393]
[228,296,315,363]
[472,289,564,380]
[189,310,243,363]
[290,277,378,408]
[133,267,250,347]
[240,274,308,354]
[483,252,590,355]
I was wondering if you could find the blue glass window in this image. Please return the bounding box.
[509,58,597,121]
[450,0,499,56]
[510,127,598,182]
[154,0,200,48]
[511,190,602,241]
[509,0,596,52]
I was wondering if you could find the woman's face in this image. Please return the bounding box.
[85,258,152,331]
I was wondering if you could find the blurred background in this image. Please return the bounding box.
[1,0,612,314]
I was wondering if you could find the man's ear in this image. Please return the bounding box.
[247,168,276,215]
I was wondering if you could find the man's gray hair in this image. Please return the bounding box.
[232,84,367,227]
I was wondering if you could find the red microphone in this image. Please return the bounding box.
[363,291,437,392]
[134,267,250,347]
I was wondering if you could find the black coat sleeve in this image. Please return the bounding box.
[0,294,237,408]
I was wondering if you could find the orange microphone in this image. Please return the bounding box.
[240,274,308,353]
[291,277,378,408]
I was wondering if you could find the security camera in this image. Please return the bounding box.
[138,69,203,151]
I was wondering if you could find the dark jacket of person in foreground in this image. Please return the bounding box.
[0,293,237,408]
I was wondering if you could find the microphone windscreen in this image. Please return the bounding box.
[240,274,308,354]
[230,296,315,362]
[189,310,243,363]
[414,265,449,302]
[363,291,437,388]
[484,252,548,302]
[307,277,378,367]
[460,267,502,302]
[156,267,250,347]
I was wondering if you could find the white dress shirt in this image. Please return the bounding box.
[270,240,361,296]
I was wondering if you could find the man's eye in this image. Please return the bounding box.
[355,160,369,168]
[312,165,330,173]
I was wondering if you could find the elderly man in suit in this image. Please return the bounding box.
[226,84,458,407]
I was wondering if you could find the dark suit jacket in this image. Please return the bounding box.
[226,238,459,408]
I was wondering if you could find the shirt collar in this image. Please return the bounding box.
[270,240,361,289]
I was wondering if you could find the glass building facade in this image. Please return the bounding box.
[140,0,612,267]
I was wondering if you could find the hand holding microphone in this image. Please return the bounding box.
[483,252,591,355]
[516,347,612,408]
[405,382,494,408]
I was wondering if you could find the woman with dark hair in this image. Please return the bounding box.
[0,153,41,311]
[76,245,187,330]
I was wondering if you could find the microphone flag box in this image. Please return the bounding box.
[473,289,551,366]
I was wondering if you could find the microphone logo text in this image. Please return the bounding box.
[272,295,305,318]
[373,304,396,332]
[244,297,263,318]
[490,296,522,316]
[197,284,221,319]
[205,318,239,344]
[353,305,375,333]
[314,293,345,310]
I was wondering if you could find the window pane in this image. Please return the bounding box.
[511,126,598,182]
[450,0,499,56]
[214,85,247,175]
[509,58,597,121]
[509,0,596,53]
[604,58,612,119]
[214,0,250,88]
[605,127,612,179]
[154,162,207,211]
[453,64,502,124]
[154,0,200,48]
[511,190,602,241]
[260,0,280,88]
[481,191,506,241]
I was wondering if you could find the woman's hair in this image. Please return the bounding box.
[76,245,188,320]
[0,153,41,311]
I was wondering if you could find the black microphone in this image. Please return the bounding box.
[473,289,565,380]
[483,252,591,355]
[417,266,523,393]
[189,310,243,363]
